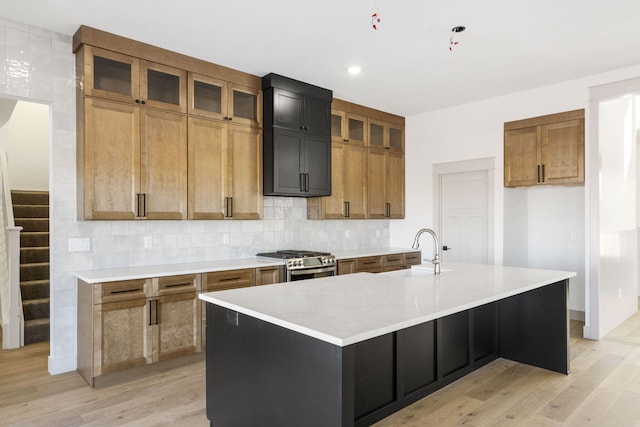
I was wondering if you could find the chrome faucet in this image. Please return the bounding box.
[411,228,441,274]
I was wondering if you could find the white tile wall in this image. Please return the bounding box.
[0,17,391,374]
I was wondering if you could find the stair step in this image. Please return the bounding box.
[20,279,50,300]
[20,232,49,248]
[20,247,49,264]
[23,298,49,321]
[14,217,49,232]
[11,190,49,206]
[13,204,49,218]
[20,262,49,281]
[24,318,49,345]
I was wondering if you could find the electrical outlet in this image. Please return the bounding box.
[144,236,153,249]
[570,231,577,241]
[69,238,90,252]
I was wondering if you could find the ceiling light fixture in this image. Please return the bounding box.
[452,26,466,33]
[348,66,362,75]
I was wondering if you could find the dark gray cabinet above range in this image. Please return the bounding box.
[262,73,332,197]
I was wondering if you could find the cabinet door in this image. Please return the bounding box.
[386,152,405,218]
[273,89,304,130]
[83,46,139,104]
[312,141,345,219]
[155,291,201,361]
[205,269,256,291]
[187,117,226,219]
[271,127,304,194]
[368,120,386,150]
[344,144,367,219]
[338,259,356,275]
[347,115,367,146]
[331,111,347,144]
[140,109,188,219]
[82,98,140,220]
[230,84,261,128]
[541,119,584,185]
[94,297,153,376]
[256,266,282,286]
[188,72,227,121]
[367,148,387,218]
[504,126,540,187]
[139,60,187,113]
[388,125,404,154]
[304,134,332,196]
[304,96,331,135]
[228,125,263,219]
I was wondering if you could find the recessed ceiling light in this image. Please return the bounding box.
[347,66,361,75]
[452,26,466,33]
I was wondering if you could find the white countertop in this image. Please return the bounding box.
[199,262,576,347]
[73,258,285,284]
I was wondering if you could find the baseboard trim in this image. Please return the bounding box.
[570,309,585,322]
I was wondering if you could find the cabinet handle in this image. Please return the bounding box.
[537,165,541,183]
[346,201,350,218]
[363,261,378,265]
[154,300,159,325]
[229,197,233,217]
[164,283,190,288]
[135,99,141,104]
[148,300,153,326]
[225,197,233,218]
[541,164,545,183]
[228,117,233,121]
[142,193,147,217]
[299,173,305,192]
[109,288,141,295]
[305,174,310,192]
[344,139,349,143]
[136,193,141,217]
[385,202,391,218]
[218,276,243,282]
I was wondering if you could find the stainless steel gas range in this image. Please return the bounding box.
[257,250,337,282]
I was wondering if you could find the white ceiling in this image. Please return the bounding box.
[2,1,640,117]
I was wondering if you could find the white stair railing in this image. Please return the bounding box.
[0,151,23,349]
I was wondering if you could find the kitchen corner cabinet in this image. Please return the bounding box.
[188,117,262,219]
[262,73,333,197]
[504,109,584,187]
[77,274,201,387]
[307,110,367,219]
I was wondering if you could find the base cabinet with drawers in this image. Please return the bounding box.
[77,266,282,386]
[337,251,421,275]
[77,274,201,386]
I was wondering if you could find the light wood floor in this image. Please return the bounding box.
[2,315,640,426]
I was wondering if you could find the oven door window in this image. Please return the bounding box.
[288,267,336,281]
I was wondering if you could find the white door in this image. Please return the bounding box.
[439,170,489,263]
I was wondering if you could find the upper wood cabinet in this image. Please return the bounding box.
[80,98,187,220]
[75,26,263,220]
[504,109,584,187]
[368,119,404,154]
[188,72,261,127]
[81,45,187,113]
[367,148,405,219]
[187,117,262,220]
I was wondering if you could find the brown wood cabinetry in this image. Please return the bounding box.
[504,109,584,187]
[77,274,201,386]
[256,266,283,285]
[187,117,262,219]
[75,26,262,221]
[337,251,421,275]
[308,99,405,220]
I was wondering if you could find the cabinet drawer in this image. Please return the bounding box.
[205,269,255,291]
[256,266,283,286]
[403,251,422,267]
[156,274,199,296]
[356,256,383,273]
[94,279,149,304]
[382,254,404,268]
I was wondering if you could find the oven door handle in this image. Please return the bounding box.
[288,266,336,276]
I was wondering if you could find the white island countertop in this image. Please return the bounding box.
[199,263,576,347]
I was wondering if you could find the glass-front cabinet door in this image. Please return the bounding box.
[388,125,404,154]
[140,61,186,113]
[188,73,227,120]
[347,114,366,145]
[229,84,261,127]
[83,46,139,104]
[331,111,346,143]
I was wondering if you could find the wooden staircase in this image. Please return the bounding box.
[12,190,49,345]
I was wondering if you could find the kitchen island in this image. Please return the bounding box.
[199,263,575,427]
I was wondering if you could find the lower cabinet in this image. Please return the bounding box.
[338,251,421,275]
[77,274,201,386]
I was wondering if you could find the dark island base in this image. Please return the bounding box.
[205,279,569,427]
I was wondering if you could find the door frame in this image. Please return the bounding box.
[433,157,495,264]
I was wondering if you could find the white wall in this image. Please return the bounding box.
[391,64,640,319]
[5,101,49,191]
[0,17,392,374]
